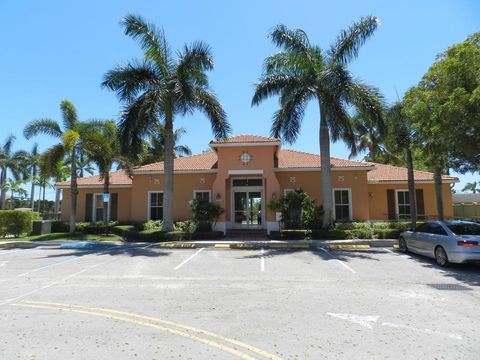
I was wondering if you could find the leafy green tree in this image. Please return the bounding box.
[24,100,104,232]
[0,136,28,209]
[252,17,383,228]
[404,32,480,220]
[102,14,230,230]
[462,182,479,194]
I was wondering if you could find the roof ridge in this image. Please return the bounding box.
[134,152,215,169]
[281,149,371,165]
[370,161,455,177]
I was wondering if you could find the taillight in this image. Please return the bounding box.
[457,240,478,247]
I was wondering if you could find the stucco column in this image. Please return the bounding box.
[212,172,228,234]
[265,170,281,234]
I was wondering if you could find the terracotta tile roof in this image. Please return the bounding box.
[133,151,218,173]
[210,134,280,144]
[367,162,458,182]
[55,170,132,187]
[277,149,373,169]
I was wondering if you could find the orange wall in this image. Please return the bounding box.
[129,173,217,222]
[367,183,454,220]
[275,170,371,220]
[61,187,132,222]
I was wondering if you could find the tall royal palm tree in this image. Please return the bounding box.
[0,135,28,210]
[102,14,230,230]
[24,100,103,233]
[24,143,41,210]
[2,178,27,209]
[386,102,418,226]
[252,17,383,228]
[137,124,192,166]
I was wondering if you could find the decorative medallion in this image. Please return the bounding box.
[239,152,251,165]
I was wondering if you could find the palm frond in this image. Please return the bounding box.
[41,144,66,179]
[60,100,79,130]
[177,41,213,76]
[269,24,310,55]
[121,14,171,77]
[2,135,16,154]
[252,75,302,106]
[24,119,62,139]
[328,15,380,65]
[192,89,230,139]
[174,145,192,157]
[101,60,160,103]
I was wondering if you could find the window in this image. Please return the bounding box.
[415,223,431,233]
[333,188,351,221]
[148,192,164,220]
[93,193,109,222]
[429,223,448,236]
[193,190,211,202]
[447,222,480,235]
[396,190,410,220]
[232,178,263,187]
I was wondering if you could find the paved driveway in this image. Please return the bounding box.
[0,244,478,359]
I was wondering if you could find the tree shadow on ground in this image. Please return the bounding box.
[237,248,385,262]
[34,244,169,259]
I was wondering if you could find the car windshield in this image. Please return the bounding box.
[446,223,480,235]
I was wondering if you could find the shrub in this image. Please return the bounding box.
[269,230,309,240]
[302,205,324,229]
[51,221,69,233]
[189,198,223,230]
[310,229,349,239]
[374,229,402,239]
[346,227,373,239]
[77,222,118,234]
[174,220,198,234]
[112,225,138,239]
[334,222,356,231]
[0,210,35,237]
[143,220,163,231]
[268,189,315,229]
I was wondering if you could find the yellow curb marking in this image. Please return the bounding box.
[214,244,231,248]
[327,245,370,250]
[14,301,281,360]
[392,244,399,249]
[159,243,197,248]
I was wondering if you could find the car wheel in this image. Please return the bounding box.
[399,237,408,253]
[435,246,449,267]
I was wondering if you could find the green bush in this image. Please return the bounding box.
[0,210,35,237]
[302,205,324,229]
[51,221,69,233]
[269,230,310,240]
[77,222,119,234]
[374,229,402,239]
[346,227,374,239]
[189,198,224,230]
[310,229,349,239]
[112,225,138,239]
[142,220,163,231]
[174,220,198,234]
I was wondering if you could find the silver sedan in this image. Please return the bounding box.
[399,220,480,266]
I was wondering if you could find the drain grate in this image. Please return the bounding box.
[427,283,471,291]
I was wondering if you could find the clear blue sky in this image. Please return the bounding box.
[1,0,479,200]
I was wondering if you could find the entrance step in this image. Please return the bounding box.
[226,230,268,240]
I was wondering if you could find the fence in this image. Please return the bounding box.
[453,203,480,221]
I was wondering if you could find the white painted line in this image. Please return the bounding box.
[0,261,9,267]
[382,247,394,253]
[0,248,37,257]
[174,248,205,270]
[327,312,379,329]
[0,243,158,307]
[381,321,462,340]
[318,247,356,274]
[260,248,265,272]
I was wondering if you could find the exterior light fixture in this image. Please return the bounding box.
[215,193,222,202]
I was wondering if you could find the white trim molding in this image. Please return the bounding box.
[275,166,375,172]
[210,141,281,148]
[147,190,164,221]
[228,169,264,175]
[55,184,131,189]
[368,179,459,184]
[332,188,353,221]
[395,189,410,220]
[133,169,218,175]
[92,193,110,223]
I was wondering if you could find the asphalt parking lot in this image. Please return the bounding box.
[0,244,479,359]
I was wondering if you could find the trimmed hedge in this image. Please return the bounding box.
[374,229,402,239]
[0,210,35,237]
[51,221,69,233]
[111,225,223,242]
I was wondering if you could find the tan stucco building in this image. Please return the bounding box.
[57,135,458,233]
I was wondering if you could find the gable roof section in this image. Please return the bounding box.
[56,170,132,188]
[367,162,458,183]
[210,134,281,146]
[277,149,373,169]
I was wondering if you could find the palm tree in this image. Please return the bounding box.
[462,182,479,194]
[23,143,41,210]
[82,120,123,226]
[386,102,418,226]
[24,100,103,233]
[349,112,386,162]
[0,136,28,210]
[252,17,383,228]
[102,14,230,230]
[2,178,27,209]
[137,124,192,165]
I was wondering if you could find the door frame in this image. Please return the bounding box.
[230,177,265,229]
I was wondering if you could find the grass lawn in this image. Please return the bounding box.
[0,233,123,242]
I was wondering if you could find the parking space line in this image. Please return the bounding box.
[318,248,356,274]
[260,248,265,272]
[174,248,205,270]
[382,248,394,253]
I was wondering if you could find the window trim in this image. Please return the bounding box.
[395,189,410,220]
[332,188,352,221]
[147,191,164,221]
[193,190,211,202]
[92,193,110,223]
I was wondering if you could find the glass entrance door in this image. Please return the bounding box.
[233,191,262,228]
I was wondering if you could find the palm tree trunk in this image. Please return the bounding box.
[163,111,175,231]
[406,148,417,227]
[37,183,41,213]
[30,166,36,210]
[369,144,377,163]
[0,168,6,210]
[433,165,444,221]
[319,106,333,229]
[70,147,78,233]
[103,172,110,229]
[10,189,14,209]
[42,182,46,216]
[54,188,61,220]
[79,152,84,178]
